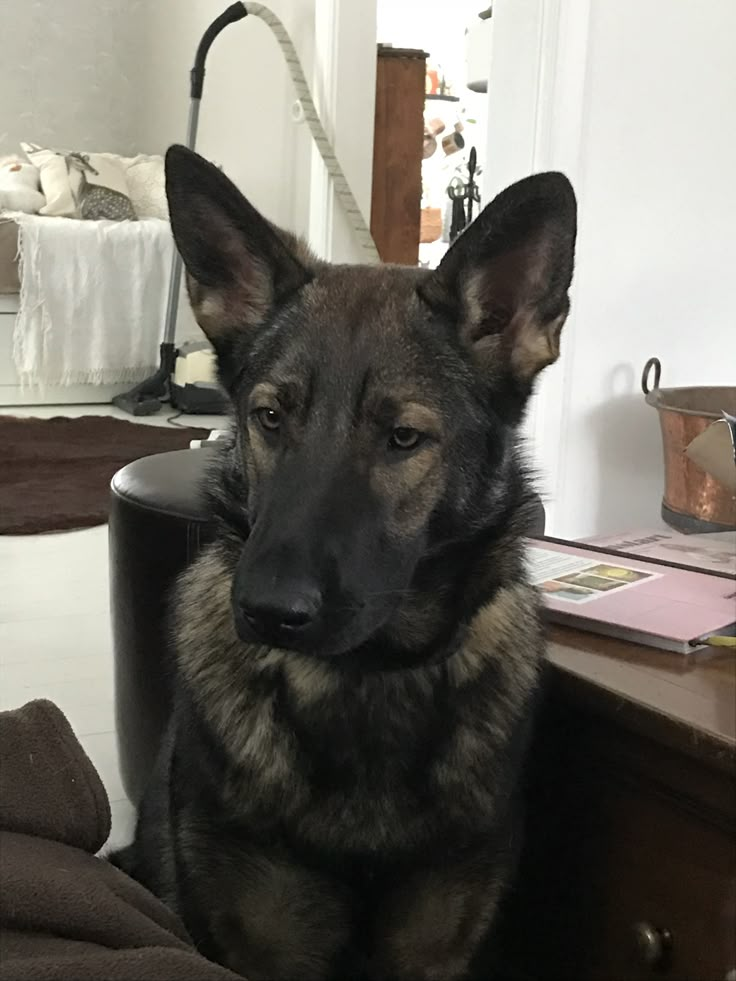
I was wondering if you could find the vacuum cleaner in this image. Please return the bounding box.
[114,1,378,417]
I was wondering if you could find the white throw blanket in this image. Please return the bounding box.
[12,214,175,386]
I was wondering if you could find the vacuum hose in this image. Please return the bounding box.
[190,3,248,100]
[113,2,378,416]
[191,1,378,262]
[244,2,379,261]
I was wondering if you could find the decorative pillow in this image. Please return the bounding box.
[124,155,168,220]
[0,156,46,214]
[66,151,137,221]
[20,143,137,221]
[21,143,76,217]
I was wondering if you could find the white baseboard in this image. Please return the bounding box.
[0,383,132,407]
[0,294,19,314]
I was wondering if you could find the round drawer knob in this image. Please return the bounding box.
[633,921,672,968]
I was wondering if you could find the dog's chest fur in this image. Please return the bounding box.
[174,541,543,857]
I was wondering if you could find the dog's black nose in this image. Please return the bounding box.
[238,582,322,640]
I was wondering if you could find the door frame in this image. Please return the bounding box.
[309,0,595,528]
[482,0,593,530]
[308,0,377,263]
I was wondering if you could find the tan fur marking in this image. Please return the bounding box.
[249,382,280,410]
[282,654,340,706]
[197,292,226,326]
[394,402,443,436]
[462,267,489,330]
[185,247,274,340]
[509,310,567,381]
[462,263,569,382]
[246,386,281,480]
[446,583,540,690]
[371,446,444,539]
[175,547,306,800]
[433,581,542,808]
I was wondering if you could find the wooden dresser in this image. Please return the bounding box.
[495,627,736,981]
[370,46,427,265]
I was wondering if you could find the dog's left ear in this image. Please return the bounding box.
[419,172,576,393]
[165,145,317,354]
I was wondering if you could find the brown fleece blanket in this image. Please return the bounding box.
[0,700,241,981]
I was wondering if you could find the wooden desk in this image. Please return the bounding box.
[495,627,736,980]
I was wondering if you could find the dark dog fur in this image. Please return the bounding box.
[113,145,576,980]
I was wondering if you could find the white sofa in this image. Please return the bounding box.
[1,220,137,405]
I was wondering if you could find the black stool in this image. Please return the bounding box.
[109,448,217,803]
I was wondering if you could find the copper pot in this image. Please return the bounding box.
[642,358,736,533]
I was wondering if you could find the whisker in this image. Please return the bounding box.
[329,591,420,615]
[360,587,420,600]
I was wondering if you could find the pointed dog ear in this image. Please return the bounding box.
[165,145,318,351]
[419,172,576,394]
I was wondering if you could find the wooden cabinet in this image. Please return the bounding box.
[370,46,427,266]
[494,628,736,981]
[591,784,733,980]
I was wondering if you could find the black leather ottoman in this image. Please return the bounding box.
[109,447,219,803]
[110,448,546,805]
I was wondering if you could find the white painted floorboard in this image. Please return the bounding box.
[1,404,227,853]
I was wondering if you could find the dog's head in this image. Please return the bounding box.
[166,146,576,659]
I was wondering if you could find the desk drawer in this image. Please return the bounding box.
[588,782,735,980]
[493,704,736,981]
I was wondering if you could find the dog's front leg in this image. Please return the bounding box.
[205,850,353,981]
[369,850,508,981]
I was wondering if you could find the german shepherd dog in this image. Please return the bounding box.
[114,145,576,980]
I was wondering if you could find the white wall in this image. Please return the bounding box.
[1,0,311,228]
[308,0,376,262]
[377,0,484,86]
[485,0,736,538]
[136,0,375,254]
[3,0,375,253]
[2,0,147,156]
[134,0,314,237]
[376,0,490,219]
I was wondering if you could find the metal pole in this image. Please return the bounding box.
[112,3,247,415]
[161,99,201,346]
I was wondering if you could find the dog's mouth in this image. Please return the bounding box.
[234,607,318,653]
[229,536,420,659]
[231,595,395,660]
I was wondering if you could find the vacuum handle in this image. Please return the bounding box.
[190,2,248,99]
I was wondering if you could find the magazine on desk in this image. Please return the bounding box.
[527,539,736,654]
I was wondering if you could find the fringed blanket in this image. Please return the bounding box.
[10,214,174,387]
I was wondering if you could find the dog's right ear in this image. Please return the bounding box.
[165,145,315,352]
[418,171,576,405]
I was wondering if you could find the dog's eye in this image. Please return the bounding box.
[255,407,281,432]
[388,427,422,451]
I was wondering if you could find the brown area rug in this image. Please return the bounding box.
[1,415,210,535]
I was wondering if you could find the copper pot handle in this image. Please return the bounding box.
[641,357,662,395]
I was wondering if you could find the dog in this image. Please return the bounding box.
[113,144,576,981]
